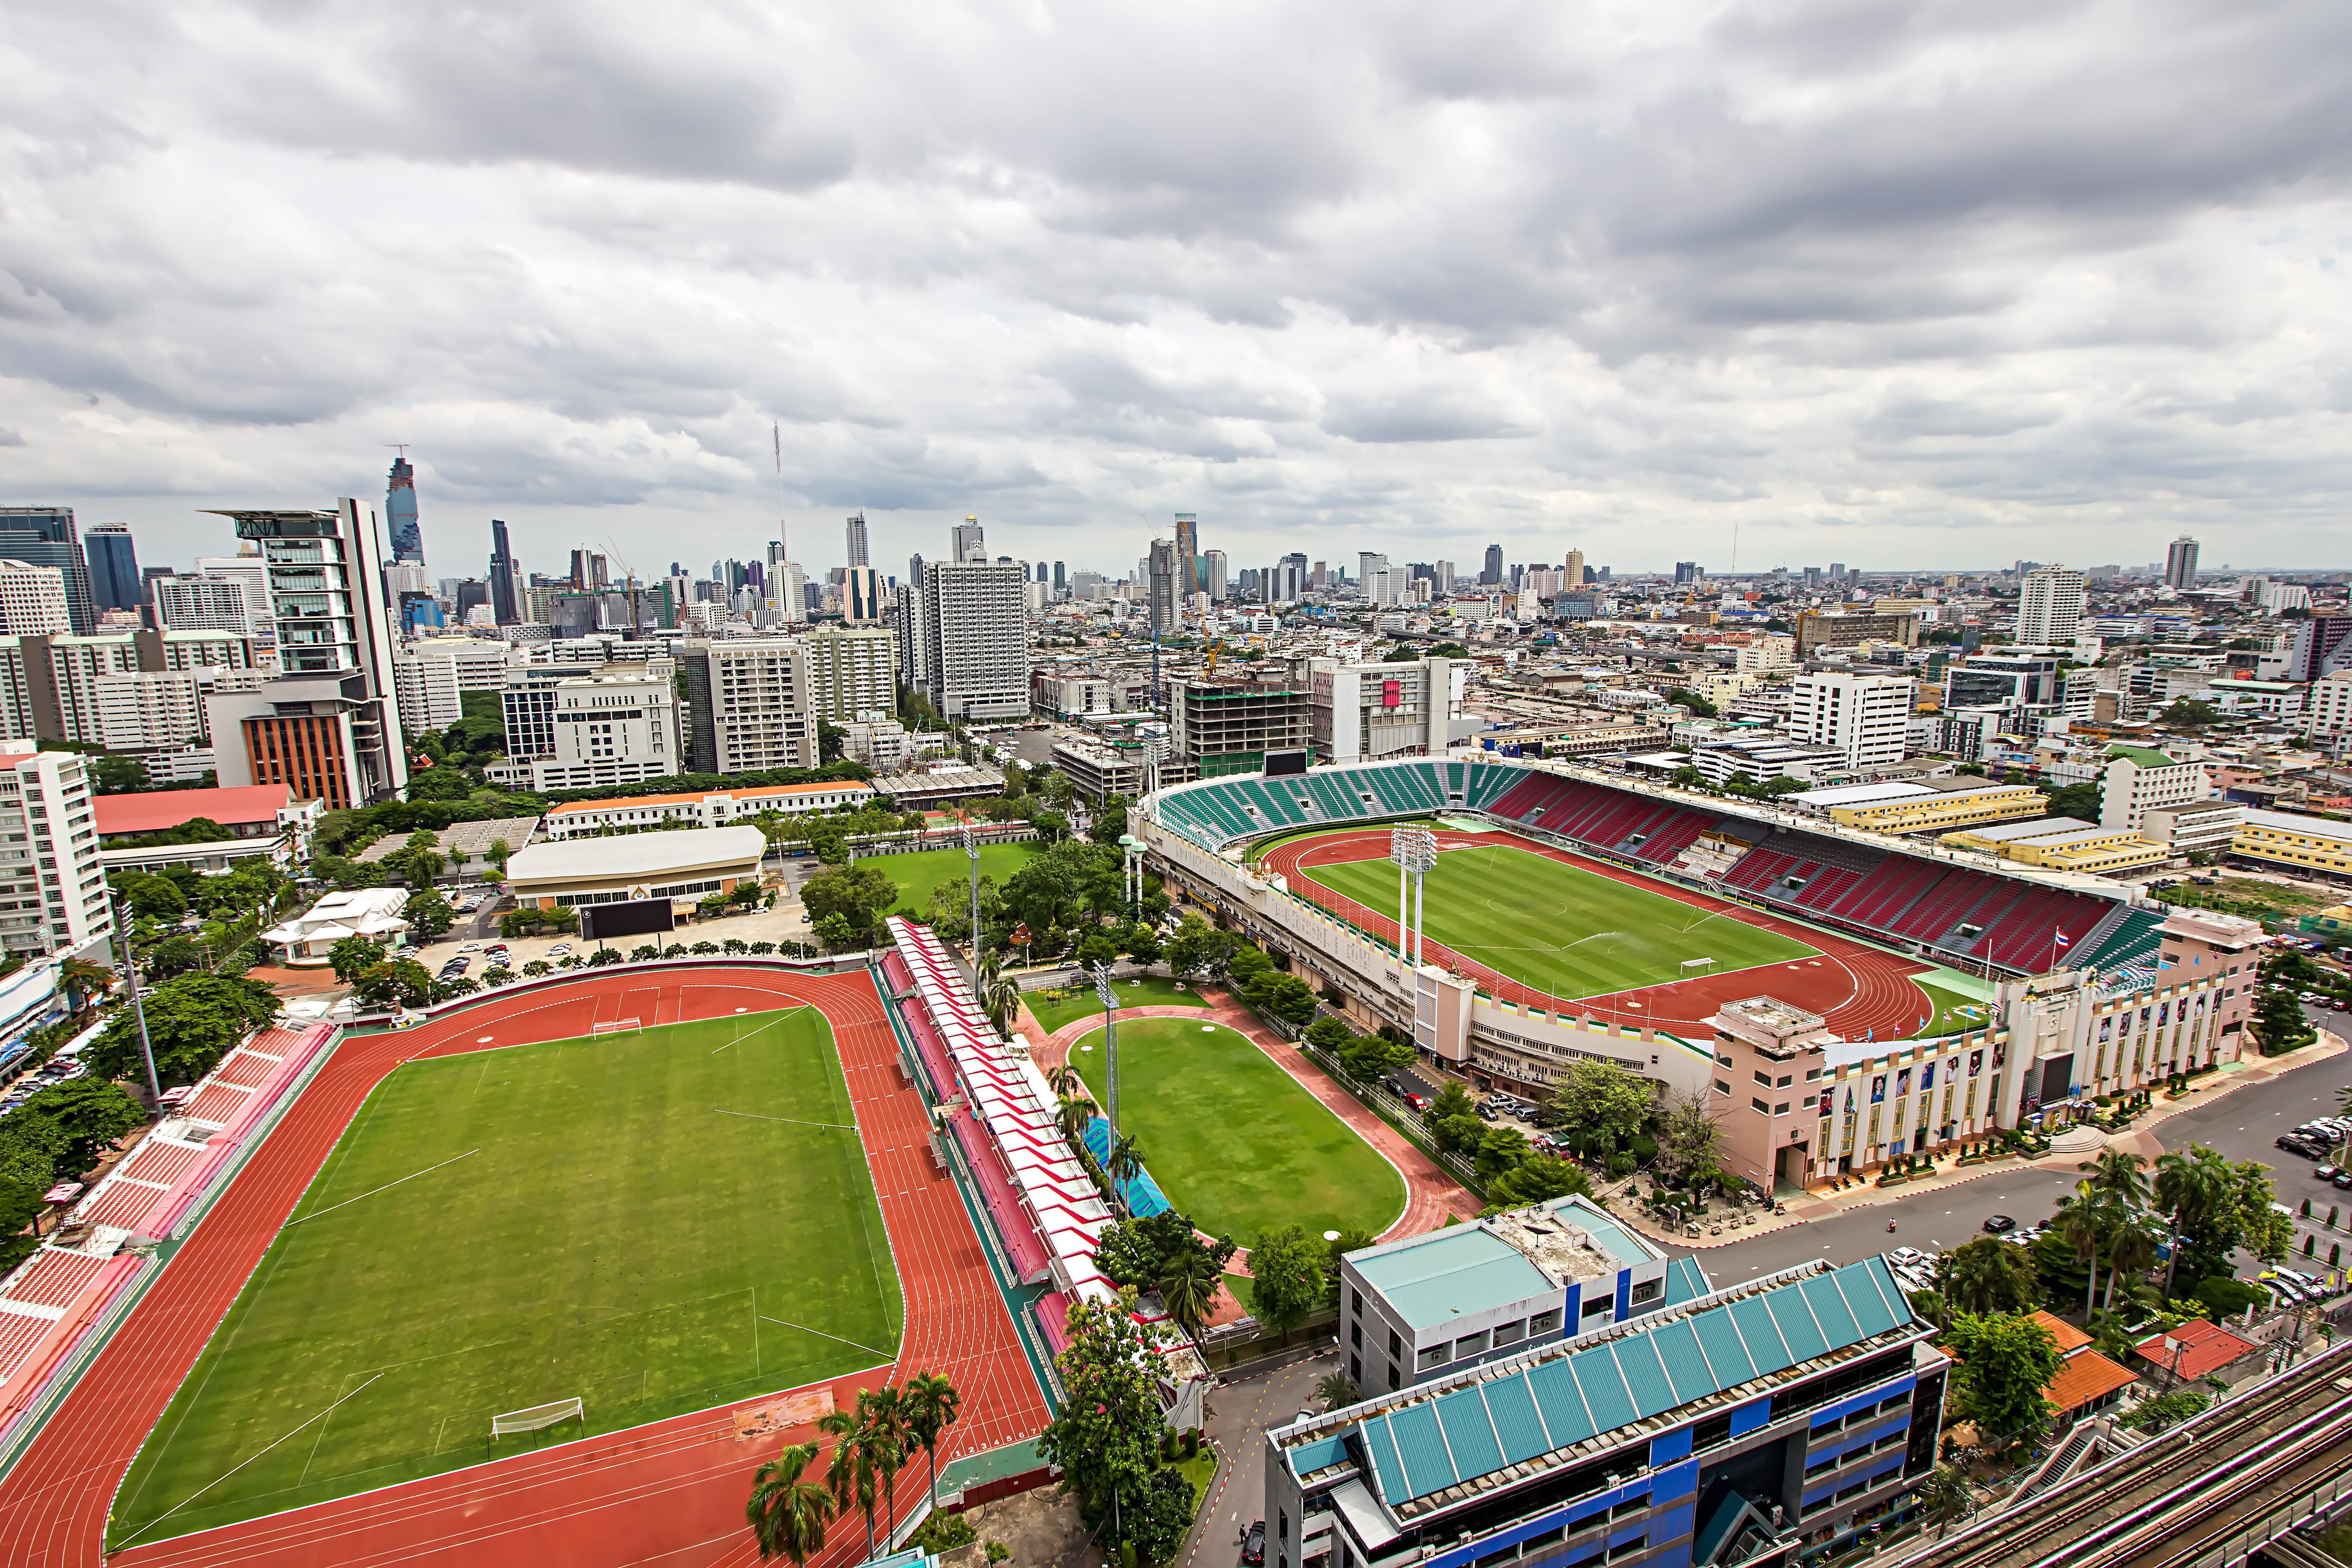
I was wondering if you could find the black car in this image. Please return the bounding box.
[1244,1522,1266,1567]
[2280,1136,2326,1158]
[1982,1214,2018,1234]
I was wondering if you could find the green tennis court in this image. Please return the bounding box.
[109,1009,897,1548]
[1068,1016,1403,1245]
[1297,841,1818,1000]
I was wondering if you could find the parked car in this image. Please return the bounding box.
[1243,1522,1265,1568]
[2317,1166,2343,1182]
[1983,1214,2018,1234]
[2333,1171,2352,1191]
[549,943,572,957]
[1477,1103,1501,1122]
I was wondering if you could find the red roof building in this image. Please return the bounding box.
[93,784,296,839]
[2031,1311,2138,1417]
[2132,1319,2263,1384]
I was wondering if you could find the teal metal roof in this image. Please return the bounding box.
[1548,1201,1656,1269]
[1351,1258,1914,1508]
[1352,1226,1558,1331]
[1663,1256,1712,1306]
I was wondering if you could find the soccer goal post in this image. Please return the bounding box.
[1679,958,1715,976]
[492,1397,584,1436]
[589,1018,642,1037]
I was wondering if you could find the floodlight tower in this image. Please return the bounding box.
[1389,826,1438,967]
[962,820,982,970]
[1092,961,1121,1138]
[1118,833,1145,916]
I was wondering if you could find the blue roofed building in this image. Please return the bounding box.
[1341,1196,1675,1398]
[1268,1256,1948,1568]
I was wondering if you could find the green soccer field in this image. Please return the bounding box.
[108,1009,899,1548]
[866,842,1039,918]
[1298,842,1819,1000]
[1024,974,1210,1034]
[1068,1017,1404,1245]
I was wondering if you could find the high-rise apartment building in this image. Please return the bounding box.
[84,525,140,613]
[1789,671,1913,771]
[1052,561,1066,594]
[917,556,1028,720]
[1480,543,1503,585]
[2165,535,2200,591]
[490,519,523,624]
[2016,565,2086,647]
[1148,538,1180,635]
[0,561,72,636]
[532,671,680,791]
[203,502,407,809]
[681,639,820,773]
[1174,513,1199,597]
[1674,561,1702,585]
[0,509,96,633]
[149,574,255,639]
[1203,549,1228,601]
[845,511,870,568]
[952,516,988,564]
[844,565,884,624]
[1563,548,1585,590]
[386,454,423,562]
[0,741,110,960]
[802,625,899,721]
[0,629,252,751]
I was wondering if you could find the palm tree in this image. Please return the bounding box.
[1046,1063,1081,1102]
[1943,1238,2040,1316]
[2153,1147,2229,1298]
[1913,1465,1973,1537]
[1317,1371,1360,1411]
[857,1386,910,1546]
[983,974,1022,1037]
[818,1408,881,1562]
[2080,1148,2150,1213]
[902,1373,963,1516]
[1158,1248,1221,1355]
[1107,1133,1146,1209]
[57,957,112,1010]
[2057,1182,2113,1317]
[1056,1094,1096,1150]
[747,1440,834,1564]
[2103,1217,2160,1312]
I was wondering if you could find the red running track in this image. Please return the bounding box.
[1262,829,1936,1041]
[0,967,1048,1568]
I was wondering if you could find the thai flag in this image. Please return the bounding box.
[2053,929,2070,951]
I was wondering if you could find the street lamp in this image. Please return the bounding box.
[1093,961,1121,1140]
[108,893,162,1110]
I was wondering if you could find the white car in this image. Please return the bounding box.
[458,942,483,954]
[548,942,572,957]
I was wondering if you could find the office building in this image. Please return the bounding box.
[1674,561,1702,586]
[1204,549,1228,601]
[1481,543,1503,586]
[0,741,112,960]
[1175,513,1200,597]
[2164,535,2199,592]
[1308,654,1467,764]
[150,574,257,639]
[84,525,140,613]
[952,516,988,564]
[0,509,96,633]
[202,502,407,809]
[0,561,72,636]
[2016,566,2085,647]
[1563,548,1585,592]
[917,558,1029,720]
[1149,538,1181,635]
[386,453,423,563]
[682,639,821,773]
[1789,672,1913,772]
[802,625,899,721]
[2099,744,2210,833]
[1271,1254,1945,1568]
[1053,561,1067,594]
[489,519,523,624]
[525,671,681,791]
[845,511,870,568]
[844,565,884,624]
[1794,610,1919,654]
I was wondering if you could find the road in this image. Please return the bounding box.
[1181,1349,1338,1568]
[1674,1011,2350,1286]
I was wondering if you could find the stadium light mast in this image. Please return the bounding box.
[108,891,161,1109]
[1390,826,1438,968]
[1118,833,1144,916]
[962,819,982,970]
[1092,961,1121,1141]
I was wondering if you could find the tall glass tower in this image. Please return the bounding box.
[386,454,424,562]
[84,524,141,613]
[0,508,96,632]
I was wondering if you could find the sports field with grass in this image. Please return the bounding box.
[109,1009,898,1548]
[1068,1017,1403,1245]
[869,842,1038,918]
[1025,974,1210,1034]
[1299,842,1819,1000]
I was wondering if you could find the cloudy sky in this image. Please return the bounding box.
[4,0,2348,582]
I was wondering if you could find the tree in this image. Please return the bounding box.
[1428,1082,1475,1127]
[17,1078,147,1174]
[801,864,899,951]
[1665,688,1718,718]
[746,1440,834,1565]
[327,935,388,984]
[92,754,152,794]
[856,1385,910,1545]
[2159,698,2220,729]
[1938,1238,2041,1316]
[816,1406,884,1562]
[1652,1088,1725,1186]
[1036,1289,1170,1549]
[57,957,114,1009]
[385,830,446,887]
[405,764,472,801]
[1123,1468,1196,1565]
[123,874,186,923]
[1338,1032,1414,1084]
[1475,1125,1531,1181]
[1944,1312,2061,1449]
[1541,1060,1651,1158]
[1304,1016,1354,1053]
[1913,1466,1973,1537]
[1318,1371,1360,1410]
[2130,1389,2210,1433]
[2250,986,2317,1057]
[351,958,436,1012]
[86,971,279,1086]
[2046,782,2102,820]
[1247,972,1318,1028]
[1163,914,1237,981]
[1247,1224,1327,1345]
[403,888,456,940]
[2154,1145,2231,1296]
[1487,1155,1591,1207]
[483,838,514,878]
[1158,1247,1222,1355]
[902,1372,963,1516]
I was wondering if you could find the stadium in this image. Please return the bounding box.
[1139,754,2260,1192]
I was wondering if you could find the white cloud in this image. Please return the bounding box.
[1,0,2347,579]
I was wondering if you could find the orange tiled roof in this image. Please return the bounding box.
[2044,1347,2137,1412]
[547,780,870,815]
[2030,1311,2094,1355]
[2132,1319,2259,1382]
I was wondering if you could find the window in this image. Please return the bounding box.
[1754,1070,1772,1086]
[1492,1319,1525,1347]
[1774,1103,1790,1116]
[1418,1345,1448,1371]
[1581,1295,1612,1320]
[1388,1328,1402,1359]
[1714,1079,1732,1096]
[1350,1321,1361,1349]
[1628,1278,1664,1307]
[1752,1097,1770,1115]
[1454,1331,1488,1359]
[1527,1309,1561,1335]
[1776,1074,1792,1088]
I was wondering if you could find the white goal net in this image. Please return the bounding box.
[492,1397,584,1436]
[590,1018,642,1037]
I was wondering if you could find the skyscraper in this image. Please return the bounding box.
[2165,535,2200,591]
[952,516,987,564]
[84,524,140,613]
[1174,512,1199,597]
[1053,561,1066,594]
[489,519,522,624]
[1563,548,1585,592]
[2016,565,2086,647]
[1204,549,1228,600]
[386,453,424,562]
[916,554,1027,719]
[1480,544,1503,586]
[846,511,870,568]
[0,508,96,633]
[1148,538,1180,634]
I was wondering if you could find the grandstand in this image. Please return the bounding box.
[1151,757,2160,978]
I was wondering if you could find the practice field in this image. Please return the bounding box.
[1025,974,1210,1034]
[1068,1017,1403,1245]
[1298,841,1819,1001]
[109,1008,899,1547]
[869,842,1038,918]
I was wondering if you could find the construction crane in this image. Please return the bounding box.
[601,536,645,637]
[1202,638,1227,678]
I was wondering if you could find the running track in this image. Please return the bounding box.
[1260,828,1935,1041]
[0,967,1047,1568]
